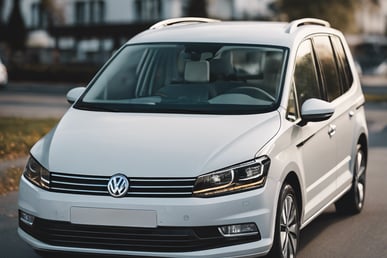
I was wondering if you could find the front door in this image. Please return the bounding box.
[293,38,338,220]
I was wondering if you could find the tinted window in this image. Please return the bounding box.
[293,39,321,106]
[313,36,341,101]
[331,36,353,92]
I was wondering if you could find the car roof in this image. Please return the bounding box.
[128,18,338,48]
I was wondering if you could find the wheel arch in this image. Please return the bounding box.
[358,133,368,165]
[284,172,303,222]
[268,171,303,257]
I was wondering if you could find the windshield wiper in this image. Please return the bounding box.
[74,103,120,112]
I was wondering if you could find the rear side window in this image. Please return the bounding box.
[313,36,341,102]
[331,36,354,92]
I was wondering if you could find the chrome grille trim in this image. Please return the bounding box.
[52,174,108,180]
[49,172,196,197]
[130,185,193,189]
[50,187,108,194]
[130,178,195,182]
[127,192,192,195]
[51,180,107,187]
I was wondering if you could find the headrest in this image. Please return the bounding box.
[210,51,234,80]
[264,54,283,74]
[184,61,210,82]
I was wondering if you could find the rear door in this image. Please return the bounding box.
[312,35,356,201]
[329,35,358,193]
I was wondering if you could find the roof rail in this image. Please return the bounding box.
[285,18,330,33]
[150,17,220,30]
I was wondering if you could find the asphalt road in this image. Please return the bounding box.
[1,82,387,258]
[0,82,78,118]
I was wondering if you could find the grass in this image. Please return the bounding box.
[0,167,23,195]
[0,117,58,160]
[0,117,58,195]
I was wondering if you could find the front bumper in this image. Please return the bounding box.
[18,175,278,257]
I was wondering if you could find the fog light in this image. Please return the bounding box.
[219,223,258,237]
[20,211,35,226]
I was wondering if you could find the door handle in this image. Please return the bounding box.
[328,124,336,137]
[349,110,355,119]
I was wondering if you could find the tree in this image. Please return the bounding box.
[7,0,27,51]
[41,0,65,26]
[276,0,359,33]
[186,0,208,17]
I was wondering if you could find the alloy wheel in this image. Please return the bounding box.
[355,149,366,210]
[280,194,298,258]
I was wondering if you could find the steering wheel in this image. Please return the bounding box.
[226,86,275,101]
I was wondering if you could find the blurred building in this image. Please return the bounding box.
[0,0,280,65]
[207,0,275,20]
[356,0,387,35]
[348,0,387,74]
[5,0,385,67]
[1,0,186,65]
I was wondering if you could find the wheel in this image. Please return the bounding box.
[268,183,300,258]
[335,144,367,215]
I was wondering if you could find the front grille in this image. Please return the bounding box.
[20,216,260,252]
[49,172,196,197]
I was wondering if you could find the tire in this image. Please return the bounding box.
[335,144,367,215]
[268,183,300,258]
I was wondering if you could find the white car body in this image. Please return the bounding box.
[19,18,368,258]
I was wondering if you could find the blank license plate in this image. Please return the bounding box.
[70,207,157,228]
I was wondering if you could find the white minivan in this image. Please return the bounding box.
[19,18,368,258]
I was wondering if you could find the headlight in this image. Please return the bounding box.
[23,156,50,190]
[193,156,270,197]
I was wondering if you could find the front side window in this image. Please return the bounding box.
[293,39,321,106]
[76,43,287,114]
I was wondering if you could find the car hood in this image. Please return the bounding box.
[31,108,280,178]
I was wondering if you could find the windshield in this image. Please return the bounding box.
[76,43,287,114]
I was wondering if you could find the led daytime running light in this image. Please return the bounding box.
[193,156,270,197]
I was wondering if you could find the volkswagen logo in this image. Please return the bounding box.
[107,174,129,198]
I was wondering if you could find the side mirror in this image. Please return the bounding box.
[299,98,334,125]
[66,87,86,104]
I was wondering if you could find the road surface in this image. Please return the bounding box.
[0,82,78,118]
